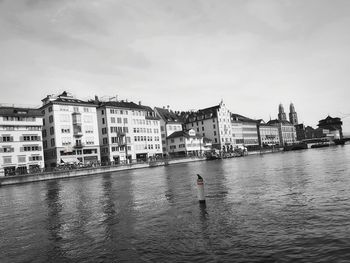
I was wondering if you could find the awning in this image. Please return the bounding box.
[61,157,80,164]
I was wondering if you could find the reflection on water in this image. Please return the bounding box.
[1,146,350,262]
[45,181,67,262]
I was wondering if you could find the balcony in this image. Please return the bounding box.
[73,131,83,137]
[74,143,84,148]
[73,125,83,137]
[72,112,82,124]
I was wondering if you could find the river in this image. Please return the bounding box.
[1,146,350,262]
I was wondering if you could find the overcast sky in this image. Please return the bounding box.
[1,0,350,131]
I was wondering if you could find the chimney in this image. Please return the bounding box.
[167,105,170,110]
[94,95,99,102]
[115,95,118,102]
[163,106,165,109]
[139,101,141,105]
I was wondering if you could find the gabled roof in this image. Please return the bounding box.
[231,113,257,123]
[0,106,43,117]
[183,104,220,123]
[154,107,183,124]
[167,130,203,139]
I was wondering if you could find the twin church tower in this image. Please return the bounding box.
[278,103,298,125]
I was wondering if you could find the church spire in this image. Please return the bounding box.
[289,102,298,125]
[278,103,287,121]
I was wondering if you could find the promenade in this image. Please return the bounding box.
[0,156,207,186]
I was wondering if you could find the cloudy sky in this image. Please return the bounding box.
[1,0,350,131]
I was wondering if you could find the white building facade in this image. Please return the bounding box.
[166,129,207,157]
[0,107,44,176]
[267,119,297,145]
[183,100,233,151]
[154,107,183,155]
[258,123,280,146]
[41,92,100,168]
[97,100,163,164]
[231,114,259,150]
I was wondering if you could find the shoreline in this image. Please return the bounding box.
[1,144,342,187]
[0,157,208,187]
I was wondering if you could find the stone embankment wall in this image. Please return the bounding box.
[0,157,206,186]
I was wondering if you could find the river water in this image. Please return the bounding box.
[1,146,350,262]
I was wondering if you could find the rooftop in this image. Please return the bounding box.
[0,106,43,117]
[231,113,257,123]
[267,119,294,126]
[167,130,203,139]
[154,107,183,123]
[41,91,95,107]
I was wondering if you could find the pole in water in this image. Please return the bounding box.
[197,174,206,204]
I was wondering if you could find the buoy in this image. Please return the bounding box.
[197,174,206,203]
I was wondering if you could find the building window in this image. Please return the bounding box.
[202,127,204,131]
[61,128,70,133]
[1,136,12,142]
[2,146,13,153]
[213,124,216,129]
[3,156,12,164]
[48,106,53,112]
[111,117,115,123]
[102,118,105,124]
[49,115,54,123]
[50,138,55,147]
[18,156,26,163]
[50,127,54,135]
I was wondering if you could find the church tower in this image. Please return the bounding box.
[278,103,287,122]
[289,102,298,125]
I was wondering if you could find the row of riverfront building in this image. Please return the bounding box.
[0,91,344,176]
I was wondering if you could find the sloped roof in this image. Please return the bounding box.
[98,101,160,120]
[231,113,257,123]
[183,105,220,123]
[267,119,293,126]
[154,107,183,123]
[41,91,96,107]
[167,130,203,139]
[101,101,145,110]
[0,107,43,117]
